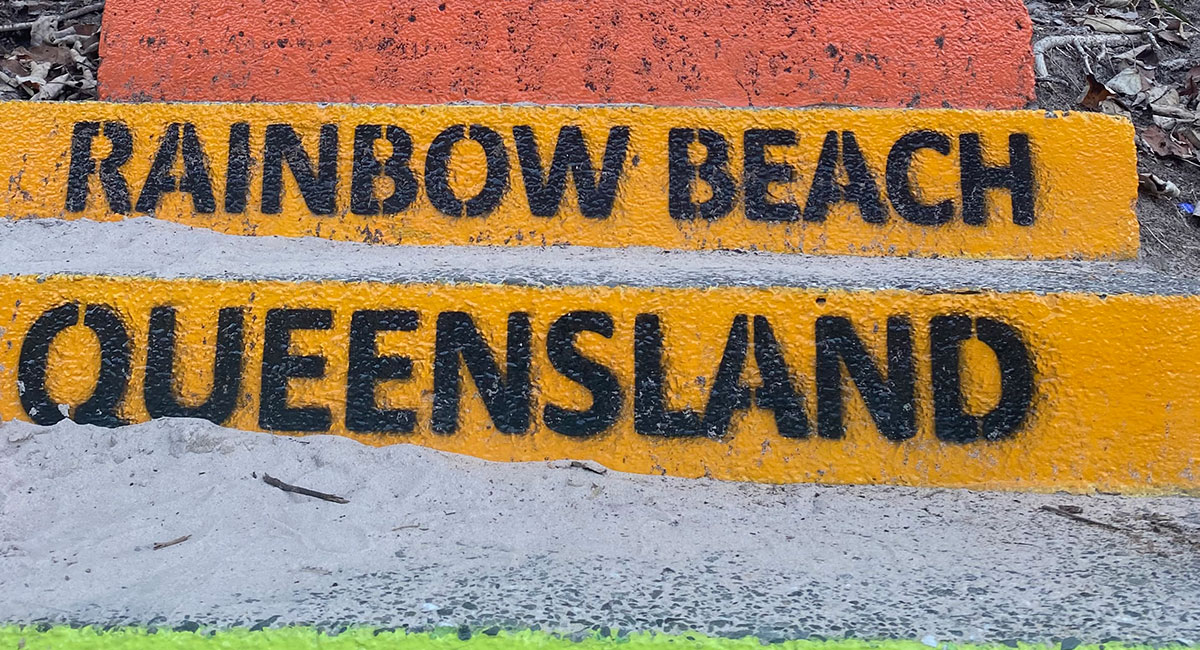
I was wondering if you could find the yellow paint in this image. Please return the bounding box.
[0,102,1138,259]
[1,274,1197,494]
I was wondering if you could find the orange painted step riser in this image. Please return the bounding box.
[99,0,1035,109]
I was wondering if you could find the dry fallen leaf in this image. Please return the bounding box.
[1177,125,1200,149]
[31,72,69,100]
[27,44,73,67]
[1148,85,1182,106]
[1153,114,1185,130]
[1113,43,1159,66]
[1161,16,1185,31]
[1157,29,1189,46]
[1139,124,1196,160]
[1078,74,1115,109]
[1176,68,1200,103]
[1105,66,1155,95]
[1141,125,1176,157]
[15,60,52,92]
[1151,102,1195,120]
[1082,15,1149,33]
[1098,98,1132,117]
[1140,172,1183,198]
[0,58,25,79]
[28,14,59,47]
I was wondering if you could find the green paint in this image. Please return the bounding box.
[0,627,1190,650]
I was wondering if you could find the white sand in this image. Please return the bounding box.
[2,418,1199,643]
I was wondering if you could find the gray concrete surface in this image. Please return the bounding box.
[0,218,1195,295]
[2,419,1198,643]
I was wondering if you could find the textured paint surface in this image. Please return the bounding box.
[0,102,1138,260]
[0,627,1168,650]
[97,0,1035,109]
[1,275,1198,493]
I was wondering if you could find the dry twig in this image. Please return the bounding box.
[1039,505,1124,533]
[152,534,192,551]
[262,473,350,504]
[0,2,104,34]
[1033,34,1141,78]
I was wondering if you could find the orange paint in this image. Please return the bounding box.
[98,0,1035,109]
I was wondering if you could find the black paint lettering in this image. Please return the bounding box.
[262,123,339,215]
[259,308,332,432]
[744,129,800,222]
[633,314,703,437]
[144,307,245,424]
[65,121,133,214]
[886,130,954,226]
[135,123,217,214]
[424,125,510,217]
[514,125,630,219]
[18,304,77,425]
[634,314,755,438]
[346,309,418,434]
[931,315,1035,443]
[544,311,622,437]
[350,125,419,216]
[752,315,809,438]
[17,303,130,427]
[699,315,752,438]
[432,312,531,434]
[815,316,915,441]
[959,133,1035,226]
[668,128,736,221]
[76,305,132,427]
[803,131,886,224]
[224,122,251,213]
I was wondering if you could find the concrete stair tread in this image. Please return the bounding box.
[0,218,1186,295]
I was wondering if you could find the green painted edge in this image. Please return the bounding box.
[0,627,1193,650]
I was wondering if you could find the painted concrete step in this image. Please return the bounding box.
[0,102,1138,260]
[98,0,1035,109]
[0,218,1195,494]
[5,419,1200,639]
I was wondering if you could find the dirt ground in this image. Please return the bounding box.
[1028,0,1200,274]
[0,0,100,101]
[1,0,1197,273]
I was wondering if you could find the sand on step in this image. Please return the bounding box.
[1,418,1199,642]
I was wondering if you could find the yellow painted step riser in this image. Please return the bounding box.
[2,274,1195,493]
[0,103,1137,259]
